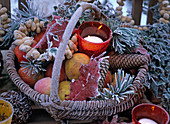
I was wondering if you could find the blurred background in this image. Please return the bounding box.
[10,0,149,25]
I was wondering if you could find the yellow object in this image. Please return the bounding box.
[65,53,90,80]
[58,81,71,101]
[0,99,13,124]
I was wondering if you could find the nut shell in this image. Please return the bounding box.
[163,13,169,20]
[1,13,8,21]
[0,7,7,15]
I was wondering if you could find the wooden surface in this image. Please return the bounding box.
[147,0,158,24]
[28,106,56,124]
[0,0,11,12]
[132,0,143,25]
[18,0,27,10]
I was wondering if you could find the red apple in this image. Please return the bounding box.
[34,77,51,95]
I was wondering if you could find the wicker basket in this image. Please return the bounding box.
[6,3,149,122]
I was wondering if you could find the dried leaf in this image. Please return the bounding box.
[67,58,103,101]
[34,16,68,49]
[131,45,150,62]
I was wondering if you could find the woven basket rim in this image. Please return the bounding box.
[6,43,148,121]
[5,3,149,120]
[6,43,147,106]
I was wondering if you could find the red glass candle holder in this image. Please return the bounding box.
[132,103,169,124]
[77,21,112,57]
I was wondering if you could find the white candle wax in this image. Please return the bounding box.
[84,36,103,43]
[138,118,158,124]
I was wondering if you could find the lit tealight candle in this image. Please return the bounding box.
[138,118,158,124]
[84,36,103,43]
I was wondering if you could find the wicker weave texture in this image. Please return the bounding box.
[6,43,147,121]
[5,3,149,122]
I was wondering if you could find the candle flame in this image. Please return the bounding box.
[98,25,103,30]
[88,35,90,37]
[151,106,155,111]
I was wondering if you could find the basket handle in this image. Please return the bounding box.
[50,3,105,102]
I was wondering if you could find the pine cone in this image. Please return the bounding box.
[0,90,32,124]
[109,54,148,69]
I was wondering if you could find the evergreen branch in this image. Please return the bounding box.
[112,27,141,54]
